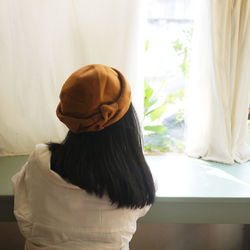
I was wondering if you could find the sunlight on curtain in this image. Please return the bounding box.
[186,0,250,164]
[0,0,144,156]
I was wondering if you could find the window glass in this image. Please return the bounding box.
[144,0,194,153]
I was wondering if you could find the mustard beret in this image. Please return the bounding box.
[56,64,131,133]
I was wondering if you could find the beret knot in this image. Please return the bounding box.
[100,103,119,122]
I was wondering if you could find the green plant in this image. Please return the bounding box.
[143,29,192,152]
[144,40,167,138]
[172,28,193,78]
[144,78,167,134]
[144,77,185,152]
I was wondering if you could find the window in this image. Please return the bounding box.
[143,0,194,153]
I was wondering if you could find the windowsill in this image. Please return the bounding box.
[144,151,186,156]
[143,155,250,223]
[1,154,250,223]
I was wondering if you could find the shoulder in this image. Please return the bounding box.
[28,144,50,163]
[34,143,49,156]
[11,144,49,192]
[135,205,151,219]
[23,144,52,175]
[121,205,151,221]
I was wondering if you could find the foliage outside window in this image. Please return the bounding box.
[144,29,192,153]
[143,0,194,153]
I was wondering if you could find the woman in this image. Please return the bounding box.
[12,64,155,250]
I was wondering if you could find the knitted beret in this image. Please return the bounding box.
[56,64,131,133]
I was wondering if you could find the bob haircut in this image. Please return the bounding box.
[48,104,155,209]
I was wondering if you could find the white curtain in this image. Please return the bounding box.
[0,0,145,156]
[186,0,250,164]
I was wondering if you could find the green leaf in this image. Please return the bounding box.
[144,125,167,134]
[145,40,149,52]
[150,103,167,121]
[165,93,177,104]
[149,96,157,106]
[144,98,151,110]
[160,147,168,152]
[145,87,153,99]
[176,109,184,123]
[153,77,167,97]
[145,97,158,110]
[144,144,152,152]
[176,89,185,100]
[172,39,182,52]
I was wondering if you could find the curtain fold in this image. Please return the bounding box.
[186,0,250,164]
[0,0,144,156]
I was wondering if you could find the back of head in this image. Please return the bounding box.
[49,64,155,208]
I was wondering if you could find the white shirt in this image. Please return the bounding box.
[12,144,150,250]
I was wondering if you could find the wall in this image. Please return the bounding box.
[0,222,247,250]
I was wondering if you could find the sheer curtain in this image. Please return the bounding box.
[186,0,250,164]
[0,0,145,156]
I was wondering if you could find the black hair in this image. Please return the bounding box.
[48,104,155,209]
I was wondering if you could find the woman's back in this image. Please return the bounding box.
[12,144,150,250]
